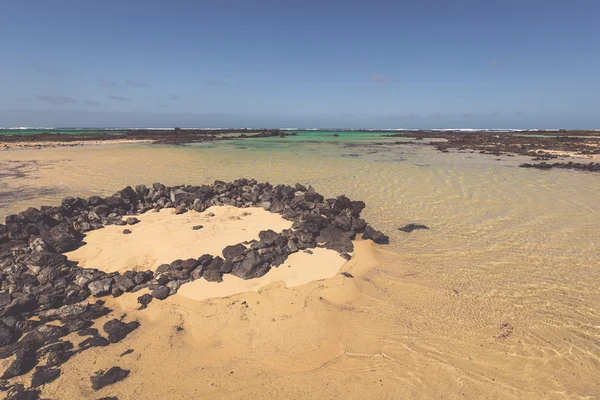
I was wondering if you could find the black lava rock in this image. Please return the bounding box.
[103,319,140,343]
[79,335,110,351]
[137,294,153,310]
[90,366,130,391]
[151,286,170,300]
[317,227,354,253]
[31,366,61,387]
[398,224,429,233]
[362,225,389,244]
[2,343,38,379]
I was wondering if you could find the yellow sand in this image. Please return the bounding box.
[66,205,348,301]
[3,145,600,398]
[0,139,152,151]
[66,206,294,273]
[178,247,346,301]
[6,240,375,400]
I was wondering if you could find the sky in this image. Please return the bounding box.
[0,0,599,129]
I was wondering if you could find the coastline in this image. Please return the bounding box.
[0,129,294,151]
[1,132,599,398]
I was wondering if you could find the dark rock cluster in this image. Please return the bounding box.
[519,161,600,172]
[398,224,430,233]
[0,179,388,395]
[387,132,600,162]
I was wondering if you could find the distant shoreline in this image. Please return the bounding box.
[0,129,295,150]
[2,128,600,137]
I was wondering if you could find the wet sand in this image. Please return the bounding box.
[1,140,599,399]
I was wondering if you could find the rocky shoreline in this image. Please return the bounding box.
[0,180,388,398]
[519,161,600,172]
[388,132,600,161]
[0,129,295,149]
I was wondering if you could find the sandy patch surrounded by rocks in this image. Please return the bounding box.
[66,206,293,272]
[177,247,346,301]
[66,206,348,301]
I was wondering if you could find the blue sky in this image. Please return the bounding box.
[1,0,599,128]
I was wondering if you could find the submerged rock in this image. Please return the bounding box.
[398,223,429,233]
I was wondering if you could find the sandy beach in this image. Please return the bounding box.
[1,139,153,151]
[66,205,349,301]
[1,137,599,399]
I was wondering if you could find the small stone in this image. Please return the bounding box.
[122,229,132,234]
[192,225,203,230]
[77,328,98,337]
[341,272,354,278]
[398,223,429,233]
[222,243,246,261]
[125,217,140,225]
[79,335,110,351]
[3,383,41,400]
[63,319,94,333]
[88,278,113,297]
[151,286,170,300]
[103,319,140,343]
[207,212,215,217]
[137,294,153,310]
[120,349,134,357]
[362,225,389,244]
[90,366,130,391]
[1,343,38,379]
[31,366,61,387]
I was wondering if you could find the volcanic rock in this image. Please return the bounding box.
[31,366,61,387]
[88,278,113,297]
[39,341,75,367]
[1,343,38,379]
[151,286,170,300]
[137,294,153,310]
[398,223,429,233]
[79,335,110,351]
[222,244,246,261]
[231,251,270,279]
[90,366,130,391]
[103,319,140,343]
[362,225,389,244]
[3,383,41,400]
[317,227,354,253]
[0,320,16,346]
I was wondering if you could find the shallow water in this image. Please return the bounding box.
[1,138,599,398]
